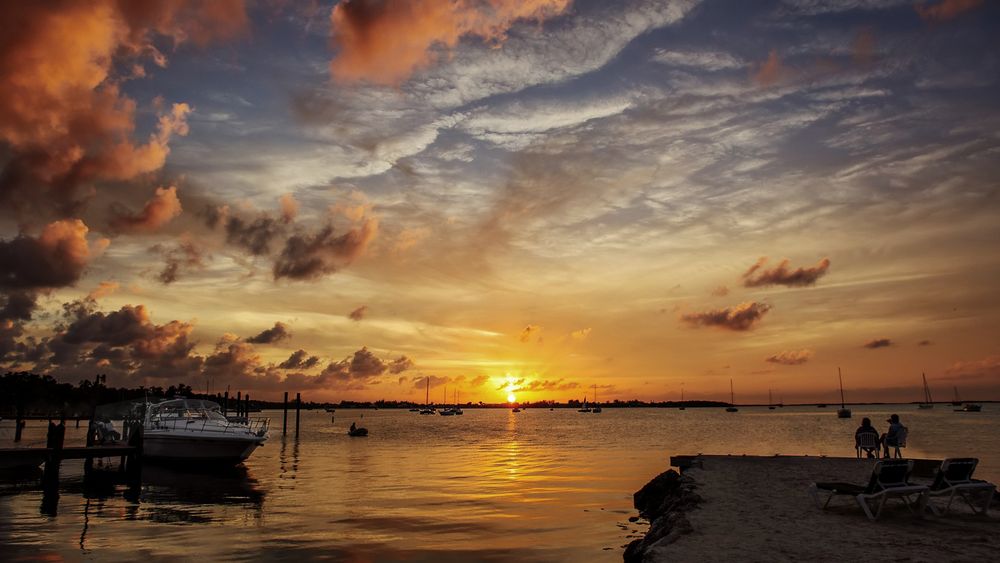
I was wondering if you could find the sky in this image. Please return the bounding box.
[1,0,999,405]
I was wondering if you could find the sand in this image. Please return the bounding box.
[637,455,1000,562]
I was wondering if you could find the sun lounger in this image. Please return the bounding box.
[923,458,996,516]
[808,459,929,521]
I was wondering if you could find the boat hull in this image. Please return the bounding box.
[143,432,264,464]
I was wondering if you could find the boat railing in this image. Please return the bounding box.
[148,415,269,438]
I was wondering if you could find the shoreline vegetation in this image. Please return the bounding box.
[626,455,1000,562]
[3,372,997,418]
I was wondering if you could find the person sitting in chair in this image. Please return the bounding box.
[854,417,881,458]
[882,414,906,458]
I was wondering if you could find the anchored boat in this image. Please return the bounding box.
[143,398,268,464]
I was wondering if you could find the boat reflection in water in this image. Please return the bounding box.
[144,399,269,465]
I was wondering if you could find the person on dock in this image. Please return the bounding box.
[854,417,881,458]
[881,414,906,458]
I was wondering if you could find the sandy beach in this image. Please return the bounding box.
[628,455,1000,562]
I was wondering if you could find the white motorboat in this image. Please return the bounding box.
[143,399,268,464]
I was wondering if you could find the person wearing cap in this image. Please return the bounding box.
[882,413,905,458]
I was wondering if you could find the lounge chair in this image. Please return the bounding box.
[856,432,880,459]
[809,459,929,521]
[923,458,996,516]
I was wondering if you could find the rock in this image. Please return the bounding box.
[628,516,640,523]
[633,469,681,519]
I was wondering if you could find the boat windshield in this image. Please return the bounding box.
[148,399,228,422]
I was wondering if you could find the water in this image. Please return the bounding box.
[2,405,998,561]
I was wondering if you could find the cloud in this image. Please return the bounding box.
[278,349,321,370]
[279,193,299,223]
[917,340,933,346]
[469,375,489,387]
[519,324,541,342]
[411,374,452,391]
[0,220,104,290]
[348,305,368,321]
[517,378,580,392]
[156,239,207,284]
[765,349,814,365]
[863,338,893,349]
[317,346,413,389]
[109,186,183,233]
[943,355,1000,379]
[570,328,592,340]
[210,207,285,256]
[246,322,292,344]
[87,281,120,300]
[742,257,831,288]
[680,302,772,331]
[0,291,37,321]
[915,0,984,22]
[752,49,787,86]
[711,285,729,297]
[329,0,571,85]
[273,218,378,281]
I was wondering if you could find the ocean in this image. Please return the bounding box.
[1,405,997,561]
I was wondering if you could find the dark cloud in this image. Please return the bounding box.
[469,375,489,387]
[681,302,772,331]
[316,346,413,389]
[742,257,831,288]
[863,338,893,349]
[518,378,580,392]
[0,219,103,289]
[156,240,207,284]
[273,219,378,281]
[388,355,413,374]
[411,374,453,391]
[246,322,291,344]
[278,349,321,370]
[917,340,933,347]
[0,291,37,321]
[765,349,813,365]
[218,209,285,256]
[348,305,367,321]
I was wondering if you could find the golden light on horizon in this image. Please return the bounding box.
[507,392,517,403]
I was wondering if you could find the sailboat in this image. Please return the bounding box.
[725,379,738,412]
[768,389,776,410]
[419,377,436,414]
[952,386,981,412]
[439,386,455,415]
[591,384,602,413]
[453,390,463,415]
[577,394,591,412]
[679,386,686,410]
[836,368,852,418]
[918,373,934,409]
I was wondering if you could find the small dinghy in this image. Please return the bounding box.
[348,424,368,437]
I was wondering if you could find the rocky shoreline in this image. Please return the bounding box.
[623,468,701,562]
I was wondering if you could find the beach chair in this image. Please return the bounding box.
[924,458,996,516]
[856,433,879,459]
[886,426,907,458]
[808,459,929,521]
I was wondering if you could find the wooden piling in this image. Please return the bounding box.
[236,391,242,417]
[14,404,24,443]
[283,392,288,436]
[223,391,229,416]
[295,392,301,438]
[83,408,96,475]
[244,394,250,419]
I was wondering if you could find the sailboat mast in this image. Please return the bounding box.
[425,376,429,405]
[838,367,846,408]
[923,372,932,403]
[769,389,773,406]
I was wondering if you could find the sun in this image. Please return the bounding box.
[507,392,517,403]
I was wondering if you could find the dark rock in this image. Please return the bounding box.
[628,516,640,523]
[633,469,681,519]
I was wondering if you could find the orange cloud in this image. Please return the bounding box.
[765,349,813,365]
[87,281,120,300]
[519,324,541,342]
[110,186,183,233]
[681,302,772,331]
[863,338,893,349]
[0,220,102,289]
[349,305,368,321]
[279,193,299,223]
[0,1,246,219]
[852,27,876,66]
[570,327,591,340]
[329,0,572,84]
[752,49,785,86]
[915,0,984,22]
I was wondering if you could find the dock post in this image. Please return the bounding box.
[14,403,24,443]
[236,391,242,417]
[245,394,250,419]
[83,408,96,475]
[295,393,301,438]
[283,392,288,436]
[223,391,229,416]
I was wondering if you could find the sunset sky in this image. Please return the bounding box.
[1,0,998,405]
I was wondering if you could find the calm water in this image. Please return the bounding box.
[1,405,998,561]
